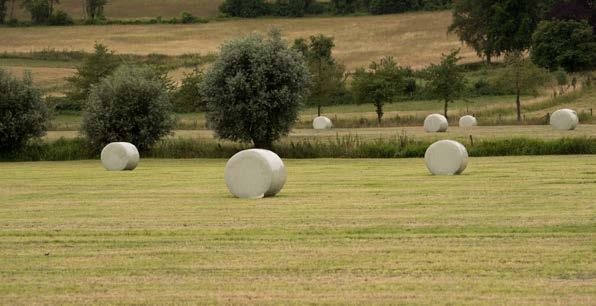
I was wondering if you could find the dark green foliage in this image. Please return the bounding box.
[0,69,49,153]
[272,0,313,17]
[48,9,72,25]
[424,49,466,119]
[352,56,409,125]
[201,29,310,149]
[180,11,198,23]
[65,43,119,109]
[531,20,596,72]
[219,0,268,17]
[84,0,107,20]
[2,136,593,161]
[329,0,359,14]
[172,68,204,113]
[20,0,59,23]
[82,65,175,151]
[545,0,594,30]
[0,0,7,23]
[292,34,347,116]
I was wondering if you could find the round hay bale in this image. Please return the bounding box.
[550,108,579,130]
[101,142,139,171]
[459,115,478,128]
[424,140,468,175]
[313,116,333,130]
[224,149,287,199]
[424,114,448,133]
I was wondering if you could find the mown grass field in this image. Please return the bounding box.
[0,156,594,304]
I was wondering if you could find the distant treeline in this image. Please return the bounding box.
[219,0,452,18]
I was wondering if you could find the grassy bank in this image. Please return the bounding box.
[2,136,594,162]
[0,156,594,304]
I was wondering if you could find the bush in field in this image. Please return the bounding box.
[201,29,310,149]
[172,68,204,113]
[531,20,595,73]
[0,69,49,153]
[82,66,175,151]
[66,43,120,109]
[219,0,268,17]
[48,10,73,25]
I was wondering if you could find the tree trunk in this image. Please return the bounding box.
[317,105,321,117]
[375,100,383,126]
[443,99,449,120]
[82,0,87,19]
[516,88,522,123]
[9,0,15,19]
[485,53,492,65]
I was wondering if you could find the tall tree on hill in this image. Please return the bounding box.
[292,34,347,116]
[450,0,547,64]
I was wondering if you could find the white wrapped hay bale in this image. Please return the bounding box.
[101,142,140,171]
[424,114,448,133]
[224,149,287,199]
[424,140,468,175]
[459,115,478,128]
[313,116,333,130]
[550,108,579,130]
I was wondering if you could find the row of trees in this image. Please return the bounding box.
[0,0,106,24]
[449,0,595,73]
[219,0,452,17]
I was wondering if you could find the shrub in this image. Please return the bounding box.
[0,69,49,153]
[172,68,204,113]
[201,29,310,149]
[82,66,175,151]
[180,11,198,24]
[48,10,74,25]
[219,0,268,17]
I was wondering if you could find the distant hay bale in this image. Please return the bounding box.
[550,109,579,130]
[424,140,468,175]
[224,149,287,199]
[101,142,140,171]
[424,114,448,132]
[459,115,478,128]
[313,116,333,130]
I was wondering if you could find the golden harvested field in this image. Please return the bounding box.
[0,11,478,70]
[10,0,223,20]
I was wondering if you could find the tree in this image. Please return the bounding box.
[352,56,407,125]
[201,29,310,149]
[292,34,346,116]
[83,0,107,20]
[531,20,596,73]
[450,0,545,63]
[0,69,49,153]
[219,0,268,17]
[0,0,7,23]
[545,0,595,30]
[495,52,549,122]
[66,43,120,109]
[82,65,175,151]
[329,0,359,14]
[172,67,204,113]
[20,0,60,23]
[425,49,466,120]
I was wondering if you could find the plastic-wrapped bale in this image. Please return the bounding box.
[224,149,287,199]
[101,142,140,171]
[550,109,579,130]
[424,140,468,175]
[313,116,333,130]
[459,115,478,128]
[424,114,448,133]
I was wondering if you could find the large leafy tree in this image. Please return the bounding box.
[450,0,547,63]
[201,29,310,149]
[83,0,107,20]
[545,0,594,30]
[292,34,346,116]
[531,20,596,73]
[424,49,466,120]
[352,56,407,125]
[20,0,59,23]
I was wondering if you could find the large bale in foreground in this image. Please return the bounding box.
[313,116,333,130]
[459,115,478,128]
[424,140,468,175]
[424,114,448,133]
[101,142,140,171]
[224,149,287,199]
[550,109,579,130]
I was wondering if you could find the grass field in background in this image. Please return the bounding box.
[0,156,594,304]
[0,11,476,70]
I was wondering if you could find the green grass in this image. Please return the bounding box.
[0,156,594,304]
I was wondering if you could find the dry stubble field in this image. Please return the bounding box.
[0,156,595,304]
